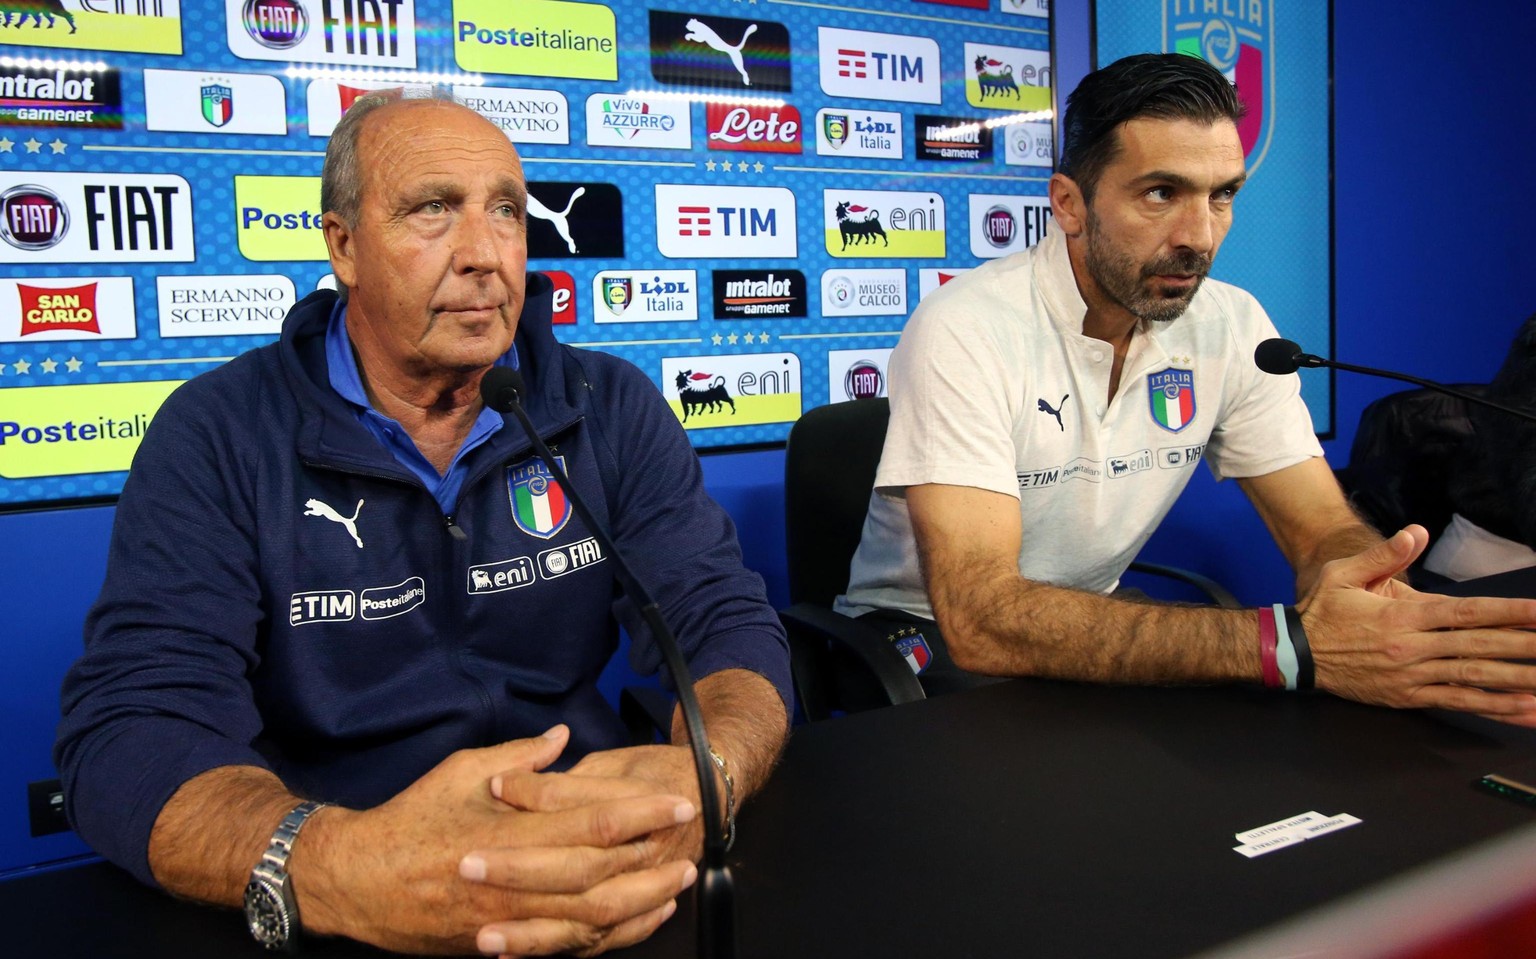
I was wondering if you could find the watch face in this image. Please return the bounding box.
[244,877,291,948]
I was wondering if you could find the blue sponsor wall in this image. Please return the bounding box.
[3,0,1535,878]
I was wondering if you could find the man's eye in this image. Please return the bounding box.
[421,200,446,214]
[1213,188,1238,204]
[494,203,520,218]
[1147,186,1174,202]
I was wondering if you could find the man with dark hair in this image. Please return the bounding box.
[57,91,791,956]
[838,53,1536,721]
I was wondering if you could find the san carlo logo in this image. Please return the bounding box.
[243,0,308,49]
[0,185,67,251]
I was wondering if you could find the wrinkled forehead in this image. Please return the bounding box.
[356,99,524,182]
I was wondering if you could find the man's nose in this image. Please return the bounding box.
[1171,201,1216,254]
[452,210,503,274]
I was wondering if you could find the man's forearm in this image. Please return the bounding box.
[934,566,1263,686]
[147,765,304,907]
[672,668,787,803]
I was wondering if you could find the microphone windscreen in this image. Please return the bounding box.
[1254,338,1303,375]
[479,366,524,413]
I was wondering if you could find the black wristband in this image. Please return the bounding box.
[1283,606,1314,690]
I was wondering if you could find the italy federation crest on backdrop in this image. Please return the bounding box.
[1148,369,1196,433]
[201,84,233,127]
[507,457,572,539]
[1165,0,1273,170]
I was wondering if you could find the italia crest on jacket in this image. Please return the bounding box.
[507,457,571,539]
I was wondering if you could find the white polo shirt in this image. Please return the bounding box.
[838,228,1322,620]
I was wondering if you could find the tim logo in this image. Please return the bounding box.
[818,27,940,104]
[17,282,98,336]
[507,456,571,539]
[243,0,308,48]
[1148,369,1196,433]
[0,185,67,250]
[649,11,791,92]
[656,184,797,258]
[201,84,233,127]
[525,182,623,259]
[706,103,801,154]
[1165,0,1273,169]
[674,370,735,423]
[290,589,354,626]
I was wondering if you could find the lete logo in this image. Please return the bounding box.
[706,103,801,154]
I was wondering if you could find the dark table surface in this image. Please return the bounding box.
[7,676,1536,959]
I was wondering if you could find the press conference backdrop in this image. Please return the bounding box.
[0,0,1054,509]
[1096,0,1335,434]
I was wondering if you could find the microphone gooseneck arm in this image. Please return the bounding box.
[1254,338,1536,426]
[480,367,736,959]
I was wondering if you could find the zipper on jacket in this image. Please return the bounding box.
[444,514,467,541]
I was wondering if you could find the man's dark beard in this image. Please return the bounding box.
[1085,218,1212,325]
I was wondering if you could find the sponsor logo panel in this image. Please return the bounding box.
[156,274,295,337]
[0,174,195,264]
[919,267,970,299]
[468,556,536,594]
[964,42,1051,112]
[662,352,801,430]
[821,268,906,317]
[706,103,801,154]
[526,182,623,259]
[1002,0,1052,18]
[144,69,286,135]
[0,0,183,55]
[655,184,797,259]
[1017,466,1059,490]
[712,269,806,319]
[0,380,182,479]
[968,193,1052,258]
[0,66,123,129]
[1003,120,1054,168]
[360,576,426,620]
[1159,442,1206,469]
[649,11,791,92]
[538,537,604,579]
[585,94,691,150]
[827,348,893,403]
[915,113,992,162]
[1107,448,1153,478]
[306,80,569,142]
[592,269,698,323]
[818,27,940,104]
[290,589,354,625]
[1060,455,1102,484]
[235,175,327,262]
[543,270,576,324]
[1,277,137,342]
[454,0,616,80]
[229,0,417,68]
[823,189,945,259]
[814,108,902,159]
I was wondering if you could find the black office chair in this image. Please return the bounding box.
[780,397,1240,722]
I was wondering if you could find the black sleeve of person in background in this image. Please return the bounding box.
[1449,312,1536,548]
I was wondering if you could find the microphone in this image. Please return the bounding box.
[1254,338,1536,425]
[479,366,737,959]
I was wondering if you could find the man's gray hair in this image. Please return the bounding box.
[320,86,463,228]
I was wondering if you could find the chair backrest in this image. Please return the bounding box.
[1336,385,1483,540]
[784,398,890,607]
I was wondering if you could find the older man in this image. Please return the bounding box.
[838,53,1536,722]
[56,91,790,956]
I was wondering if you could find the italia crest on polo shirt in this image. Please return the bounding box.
[1148,369,1196,433]
[506,457,572,539]
[894,634,932,675]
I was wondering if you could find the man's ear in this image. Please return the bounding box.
[1049,172,1087,237]
[322,211,357,292]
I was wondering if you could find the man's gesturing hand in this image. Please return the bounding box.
[1300,526,1536,725]
[292,726,698,957]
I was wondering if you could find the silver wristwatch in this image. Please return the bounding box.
[244,800,328,951]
